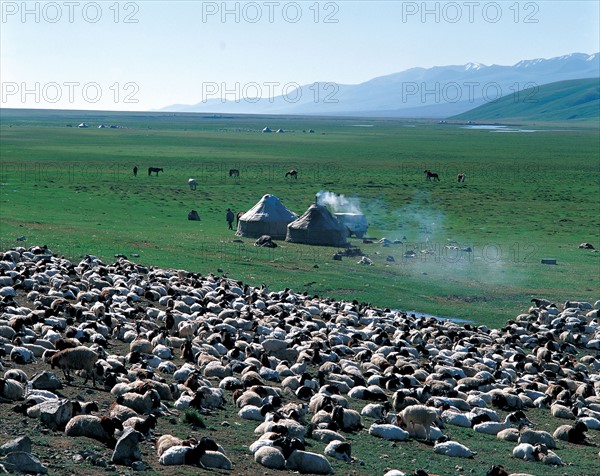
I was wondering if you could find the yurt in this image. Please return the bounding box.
[236,194,297,239]
[286,203,348,247]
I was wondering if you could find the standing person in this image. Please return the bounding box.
[226,208,235,230]
[133,165,138,177]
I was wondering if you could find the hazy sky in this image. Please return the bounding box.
[1,1,598,110]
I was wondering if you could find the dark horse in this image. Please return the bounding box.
[424,169,440,181]
[285,169,298,179]
[148,167,163,176]
[229,169,240,178]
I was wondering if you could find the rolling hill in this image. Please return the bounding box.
[451,78,600,122]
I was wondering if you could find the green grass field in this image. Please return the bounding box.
[1,109,598,328]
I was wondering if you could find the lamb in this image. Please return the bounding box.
[50,346,99,386]
[285,449,334,474]
[512,443,540,461]
[537,446,564,466]
[397,405,438,441]
[64,415,123,443]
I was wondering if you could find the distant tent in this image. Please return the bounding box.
[98,124,105,129]
[286,204,348,247]
[262,127,272,133]
[237,194,297,239]
[276,128,284,133]
[78,123,88,128]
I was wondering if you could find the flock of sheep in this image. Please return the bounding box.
[0,244,599,475]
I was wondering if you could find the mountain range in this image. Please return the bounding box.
[161,53,599,118]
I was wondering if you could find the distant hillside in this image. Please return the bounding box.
[161,53,599,118]
[451,78,599,122]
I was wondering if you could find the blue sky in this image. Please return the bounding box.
[1,1,598,110]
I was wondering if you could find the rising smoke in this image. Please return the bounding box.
[316,191,362,214]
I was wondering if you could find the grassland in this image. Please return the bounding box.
[1,108,599,328]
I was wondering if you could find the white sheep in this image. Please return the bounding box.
[285,449,333,474]
[397,405,438,440]
[49,346,99,386]
[254,445,285,469]
[368,423,409,441]
[433,439,477,458]
[0,378,25,401]
[518,427,557,449]
[512,443,539,461]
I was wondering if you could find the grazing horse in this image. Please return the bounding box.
[148,167,163,176]
[424,169,440,181]
[457,173,466,183]
[229,169,240,178]
[188,178,198,190]
[285,169,298,179]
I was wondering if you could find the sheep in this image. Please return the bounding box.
[368,423,410,441]
[0,378,25,401]
[550,402,576,419]
[433,439,477,458]
[254,445,286,469]
[331,405,362,432]
[537,446,564,466]
[285,449,334,474]
[64,415,123,443]
[116,389,161,415]
[50,346,99,386]
[397,405,438,441]
[473,411,530,435]
[518,427,557,449]
[553,420,589,444]
[324,439,351,462]
[512,443,540,461]
[156,434,191,457]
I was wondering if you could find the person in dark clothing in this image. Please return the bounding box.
[133,165,138,177]
[226,208,235,230]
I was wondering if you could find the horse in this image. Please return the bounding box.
[188,178,198,190]
[285,169,298,179]
[148,167,163,176]
[457,173,466,183]
[229,169,240,178]
[424,169,440,181]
